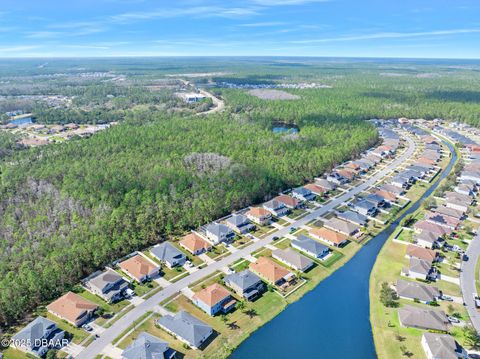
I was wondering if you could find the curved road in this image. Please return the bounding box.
[461,224,480,331]
[77,132,416,358]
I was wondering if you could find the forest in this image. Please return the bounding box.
[0,57,480,327]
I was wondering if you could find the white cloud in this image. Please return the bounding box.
[0,45,39,53]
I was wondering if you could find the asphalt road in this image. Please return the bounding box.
[461,231,480,332]
[77,132,416,358]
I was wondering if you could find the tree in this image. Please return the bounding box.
[463,325,480,349]
[380,282,399,308]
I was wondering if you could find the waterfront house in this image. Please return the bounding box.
[246,207,272,225]
[365,193,386,207]
[47,292,98,327]
[323,217,359,236]
[291,234,330,259]
[374,189,397,203]
[224,269,265,301]
[151,242,187,268]
[398,306,449,331]
[351,199,377,216]
[292,187,316,201]
[157,311,213,350]
[205,223,235,244]
[180,233,212,256]
[421,333,468,359]
[249,257,295,286]
[85,268,129,303]
[11,317,65,358]
[432,205,464,220]
[192,283,236,316]
[337,210,368,226]
[415,231,441,249]
[309,227,348,247]
[425,212,461,230]
[391,175,410,189]
[263,199,290,217]
[118,254,160,283]
[272,248,314,272]
[406,245,439,264]
[226,214,255,234]
[455,184,475,197]
[380,184,405,196]
[414,220,451,237]
[395,280,440,304]
[402,258,437,281]
[122,332,176,359]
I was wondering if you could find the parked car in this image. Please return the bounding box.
[448,316,460,324]
[473,294,480,308]
[82,324,93,332]
[125,288,135,298]
[273,236,279,241]
[441,295,453,302]
[290,227,298,233]
[186,260,194,268]
[463,254,469,261]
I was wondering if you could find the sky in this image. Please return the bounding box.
[0,0,480,58]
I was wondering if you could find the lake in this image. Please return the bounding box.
[10,117,33,126]
[230,138,456,359]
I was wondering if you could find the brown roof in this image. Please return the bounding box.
[47,292,97,323]
[118,254,159,281]
[274,195,299,207]
[304,183,325,195]
[250,257,291,283]
[246,207,271,219]
[180,233,211,253]
[192,283,232,307]
[418,157,436,165]
[375,189,397,202]
[406,245,438,264]
[309,227,348,245]
[345,163,361,170]
[337,169,356,180]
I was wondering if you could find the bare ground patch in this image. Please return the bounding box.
[248,89,300,100]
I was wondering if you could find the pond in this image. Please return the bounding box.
[230,138,456,359]
[10,117,33,126]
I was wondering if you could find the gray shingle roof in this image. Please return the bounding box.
[88,268,127,296]
[337,211,368,225]
[224,270,262,291]
[263,199,285,210]
[408,257,431,275]
[151,242,186,264]
[398,305,448,331]
[13,316,57,344]
[157,311,212,348]
[292,235,329,257]
[122,332,174,359]
[422,333,467,359]
[272,248,313,271]
[396,279,440,302]
[226,214,250,227]
[292,187,311,196]
[206,223,234,237]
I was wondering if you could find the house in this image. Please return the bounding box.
[85,268,129,303]
[291,234,330,259]
[47,292,98,327]
[176,92,207,103]
[118,254,160,283]
[402,257,437,281]
[323,217,359,236]
[205,223,235,244]
[345,162,361,172]
[263,199,289,217]
[406,245,439,264]
[337,210,368,226]
[180,233,212,255]
[398,306,449,331]
[192,283,236,316]
[395,280,440,303]
[380,184,405,196]
[11,317,66,358]
[353,160,372,171]
[224,270,265,301]
[336,169,357,181]
[414,220,451,237]
[415,231,441,249]
[460,171,480,184]
[249,257,295,286]
[446,191,472,205]
[365,193,386,207]
[272,248,314,272]
[226,214,255,234]
[314,178,337,191]
[291,187,316,201]
[375,189,397,203]
[327,172,348,185]
[303,183,326,196]
[421,333,468,359]
[391,175,410,189]
[455,184,475,197]
[246,207,272,225]
[426,212,461,230]
[432,205,464,220]
[351,199,377,216]
[274,195,300,209]
[122,332,176,359]
[151,242,187,268]
[157,311,213,350]
[309,227,348,247]
[445,198,469,213]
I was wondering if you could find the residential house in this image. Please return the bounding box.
[314,178,337,191]
[351,199,377,216]
[205,223,235,244]
[395,280,440,303]
[309,227,348,247]
[398,306,449,331]
[421,333,468,359]
[336,169,357,181]
[337,210,368,226]
[151,242,187,268]
[446,198,470,213]
[455,184,475,197]
[180,233,212,256]
[122,332,176,359]
[157,311,213,350]
[224,270,265,301]
[263,199,289,217]
[432,205,464,220]
[391,175,410,189]
[327,172,348,185]
[380,184,405,196]
[292,187,316,201]
[415,231,441,249]
[303,183,326,196]
[85,268,129,303]
[249,257,295,286]
[226,214,255,234]
[406,245,439,265]
[426,212,461,230]
[272,248,314,272]
[291,234,330,259]
[192,283,236,316]
[402,258,437,281]
[246,207,272,225]
[323,217,359,236]
[11,317,65,358]
[375,189,397,203]
[460,171,480,184]
[365,193,386,207]
[47,292,98,327]
[118,254,160,283]
[274,195,300,209]
[414,220,451,237]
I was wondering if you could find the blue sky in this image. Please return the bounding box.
[1,0,480,58]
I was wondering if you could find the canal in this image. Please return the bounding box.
[231,137,457,359]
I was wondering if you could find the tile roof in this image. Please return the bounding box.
[118,254,159,281]
[180,233,211,253]
[250,257,291,284]
[47,292,98,324]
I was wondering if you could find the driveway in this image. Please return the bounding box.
[76,133,416,359]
